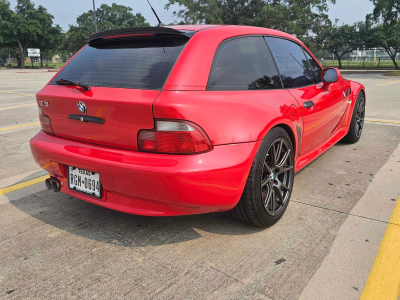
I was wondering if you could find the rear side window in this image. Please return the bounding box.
[50,41,186,90]
[265,37,316,88]
[303,50,323,83]
[208,37,282,91]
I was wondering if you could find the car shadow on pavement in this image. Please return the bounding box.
[9,188,263,248]
[6,139,367,248]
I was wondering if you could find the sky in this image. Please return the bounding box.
[8,0,375,31]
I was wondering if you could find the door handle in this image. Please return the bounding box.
[304,101,314,109]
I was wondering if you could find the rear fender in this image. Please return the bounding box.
[344,81,365,126]
[153,90,300,156]
[258,118,300,158]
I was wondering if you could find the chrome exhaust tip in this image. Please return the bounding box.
[45,178,52,190]
[51,179,61,192]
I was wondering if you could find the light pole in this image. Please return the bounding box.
[92,0,97,33]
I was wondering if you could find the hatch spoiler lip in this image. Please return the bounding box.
[88,27,192,44]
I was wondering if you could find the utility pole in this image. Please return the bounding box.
[92,0,97,33]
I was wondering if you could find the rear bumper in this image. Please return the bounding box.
[30,131,261,216]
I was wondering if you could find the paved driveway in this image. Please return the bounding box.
[0,70,399,299]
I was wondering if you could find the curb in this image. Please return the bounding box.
[340,70,391,74]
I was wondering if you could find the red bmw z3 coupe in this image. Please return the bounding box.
[30,25,366,227]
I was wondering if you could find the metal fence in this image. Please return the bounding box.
[319,56,398,69]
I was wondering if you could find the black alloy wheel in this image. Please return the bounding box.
[355,95,365,138]
[342,91,365,144]
[230,127,295,227]
[261,138,293,216]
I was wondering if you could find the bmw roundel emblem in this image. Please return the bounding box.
[77,101,87,114]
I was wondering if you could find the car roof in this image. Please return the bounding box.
[88,25,301,45]
[164,25,309,90]
[168,25,302,44]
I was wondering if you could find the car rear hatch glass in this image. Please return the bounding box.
[42,28,190,150]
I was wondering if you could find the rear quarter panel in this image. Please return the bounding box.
[153,90,302,155]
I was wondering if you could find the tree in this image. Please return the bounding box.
[165,0,335,37]
[369,0,400,69]
[30,5,64,67]
[40,26,64,67]
[9,0,42,68]
[0,0,14,46]
[65,3,150,54]
[57,50,70,62]
[0,47,16,66]
[0,0,63,68]
[371,0,400,24]
[315,22,360,69]
[369,22,400,69]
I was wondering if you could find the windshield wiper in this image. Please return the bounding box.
[55,79,91,92]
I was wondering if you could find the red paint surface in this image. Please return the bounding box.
[31,130,261,215]
[30,25,365,216]
[36,85,159,150]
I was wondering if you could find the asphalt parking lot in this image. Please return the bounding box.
[0,70,399,300]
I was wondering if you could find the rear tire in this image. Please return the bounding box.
[342,92,365,144]
[230,127,295,227]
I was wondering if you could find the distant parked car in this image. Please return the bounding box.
[30,25,365,227]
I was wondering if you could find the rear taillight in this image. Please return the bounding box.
[138,120,212,154]
[38,106,54,135]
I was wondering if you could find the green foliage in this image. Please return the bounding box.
[0,0,63,68]
[58,50,70,62]
[0,47,16,65]
[31,5,64,66]
[368,21,400,68]
[313,21,360,69]
[371,0,400,24]
[165,0,335,37]
[1,0,399,70]
[0,1,13,45]
[64,3,150,54]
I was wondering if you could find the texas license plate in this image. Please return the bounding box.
[68,166,101,198]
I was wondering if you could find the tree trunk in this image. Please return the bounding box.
[40,54,43,68]
[18,41,25,69]
[390,54,399,69]
[385,48,399,69]
[338,58,343,69]
[0,55,7,66]
[334,53,343,69]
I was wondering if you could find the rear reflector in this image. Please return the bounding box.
[104,33,154,40]
[138,120,212,154]
[38,106,54,135]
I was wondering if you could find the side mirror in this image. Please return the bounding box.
[323,68,340,83]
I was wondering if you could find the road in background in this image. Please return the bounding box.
[0,70,399,299]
